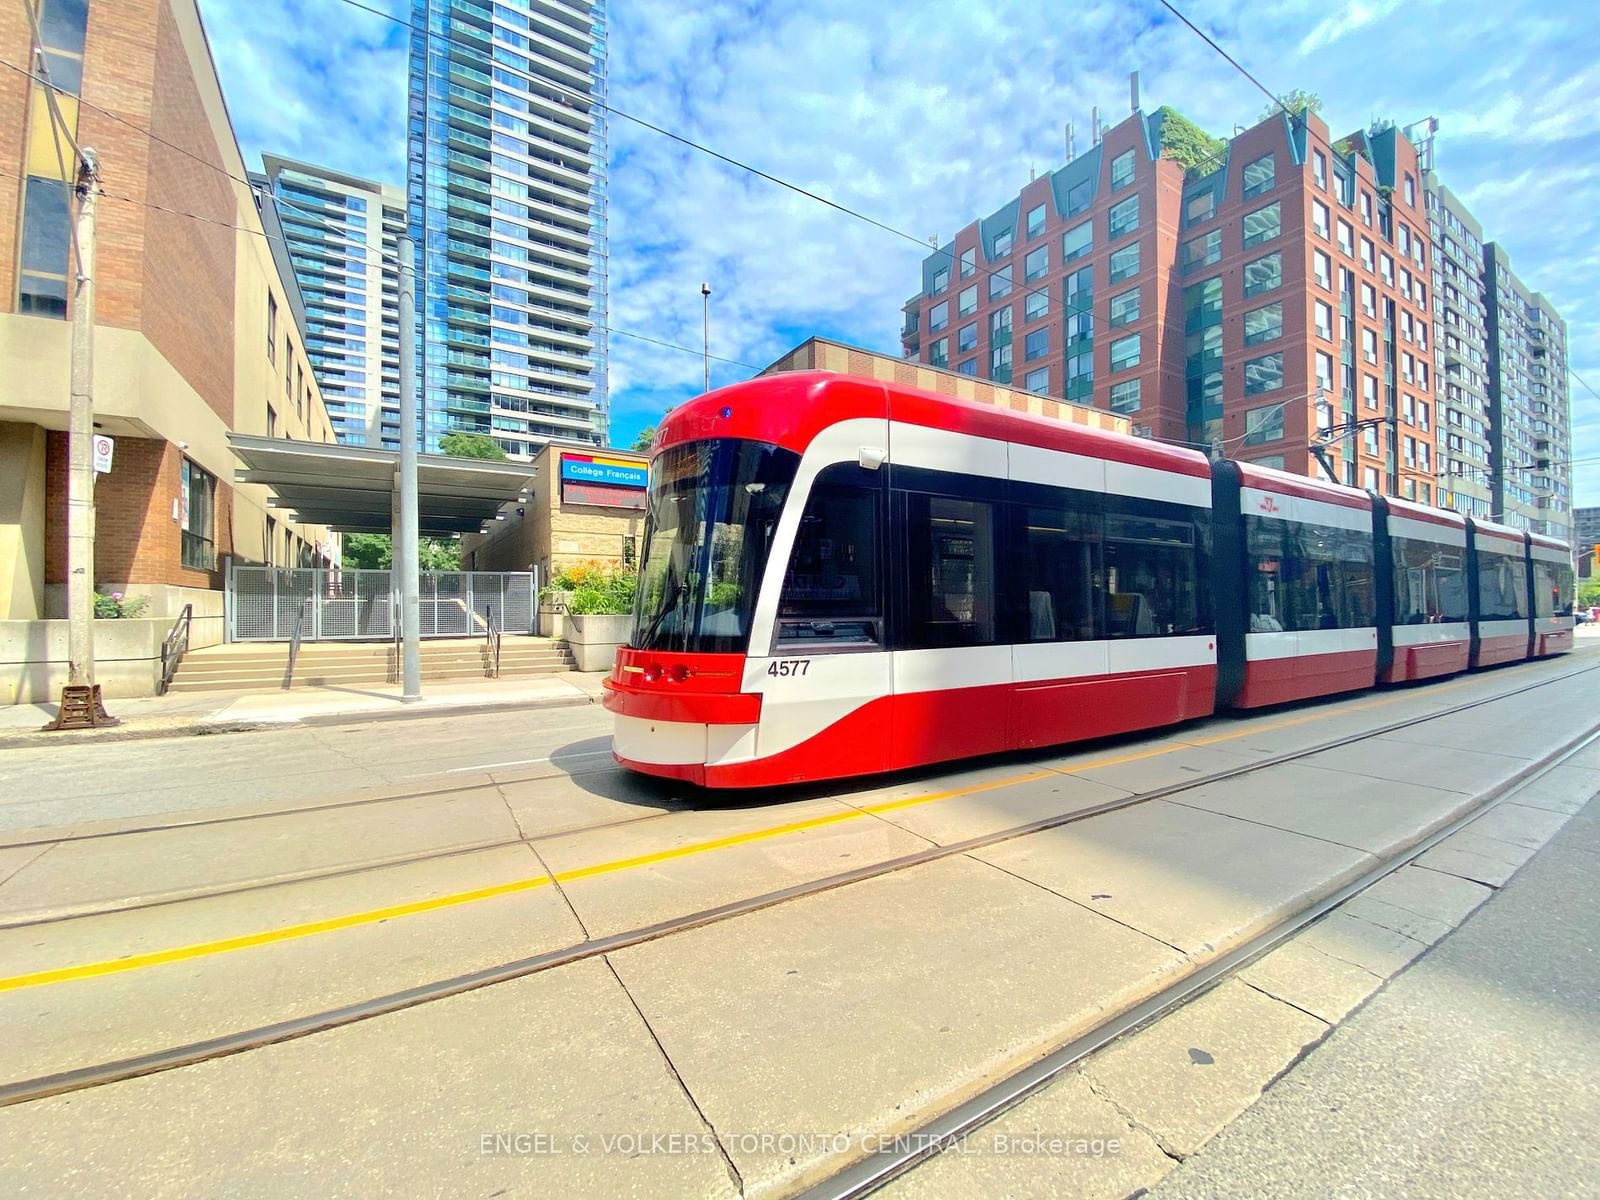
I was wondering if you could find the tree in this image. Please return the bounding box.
[419,537,462,570]
[1261,90,1322,124]
[1154,106,1227,175]
[343,532,392,569]
[630,424,657,452]
[439,430,508,461]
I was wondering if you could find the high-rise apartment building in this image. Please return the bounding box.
[1424,177,1493,521]
[406,0,609,459]
[1483,246,1570,539]
[903,98,1440,504]
[262,155,404,450]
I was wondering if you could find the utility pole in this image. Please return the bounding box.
[48,148,116,730]
[396,233,422,701]
[701,282,711,392]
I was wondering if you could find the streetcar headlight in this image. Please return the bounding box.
[670,664,692,683]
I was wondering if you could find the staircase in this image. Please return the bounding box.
[167,637,578,694]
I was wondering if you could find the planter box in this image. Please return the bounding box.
[563,613,633,673]
[1,617,169,705]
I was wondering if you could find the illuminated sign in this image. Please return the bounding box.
[560,453,647,489]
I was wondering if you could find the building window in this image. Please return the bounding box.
[1109,241,1140,283]
[1066,348,1093,392]
[958,285,977,316]
[1244,351,1284,395]
[1313,150,1327,188]
[991,343,1012,375]
[1314,300,1333,340]
[1243,402,1285,445]
[1363,374,1378,409]
[1027,204,1046,240]
[1110,149,1135,190]
[1024,244,1049,282]
[1109,333,1140,372]
[1182,229,1221,273]
[991,306,1012,339]
[1313,249,1332,289]
[929,337,949,368]
[1242,252,1281,297]
[1312,200,1330,239]
[1064,179,1092,217]
[1404,173,1417,207]
[929,301,949,332]
[1024,327,1050,361]
[1363,465,1380,490]
[267,293,278,361]
[1360,191,1373,227]
[1243,154,1274,199]
[1379,253,1394,286]
[1361,328,1377,364]
[1243,202,1280,249]
[957,359,977,376]
[932,266,949,293]
[266,403,277,438]
[1243,302,1282,345]
[17,178,71,318]
[1109,287,1140,327]
[180,459,217,571]
[958,322,977,353]
[1315,350,1334,393]
[959,247,975,278]
[1360,282,1376,316]
[989,265,1012,300]
[1110,378,1141,413]
[1062,220,1092,262]
[1337,220,1354,257]
[1025,366,1050,394]
[1108,195,1139,240]
[994,229,1014,257]
[1024,290,1048,322]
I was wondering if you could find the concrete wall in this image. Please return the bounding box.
[0,617,168,704]
[0,422,46,618]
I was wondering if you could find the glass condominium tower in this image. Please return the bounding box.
[407,0,610,457]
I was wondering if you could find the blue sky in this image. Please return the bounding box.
[199,0,1599,508]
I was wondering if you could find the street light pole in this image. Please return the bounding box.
[396,233,422,701]
[701,282,711,393]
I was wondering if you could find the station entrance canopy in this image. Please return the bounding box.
[228,435,534,537]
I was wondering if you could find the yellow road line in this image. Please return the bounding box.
[0,670,1549,992]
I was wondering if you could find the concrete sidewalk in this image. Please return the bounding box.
[0,671,606,749]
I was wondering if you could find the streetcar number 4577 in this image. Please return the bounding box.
[767,659,811,677]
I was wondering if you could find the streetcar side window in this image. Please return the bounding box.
[1531,559,1567,619]
[905,494,999,648]
[775,472,882,651]
[1015,500,1099,642]
[1103,506,1209,637]
[1476,547,1528,621]
[1392,536,1467,624]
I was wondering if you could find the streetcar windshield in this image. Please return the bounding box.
[632,440,798,654]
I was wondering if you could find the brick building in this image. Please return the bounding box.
[903,95,1440,503]
[0,0,335,662]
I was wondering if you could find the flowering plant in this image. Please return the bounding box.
[93,588,150,619]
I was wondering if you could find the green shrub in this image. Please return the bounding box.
[93,587,149,619]
[541,560,637,615]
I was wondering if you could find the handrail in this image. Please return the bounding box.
[157,604,193,695]
[391,595,401,684]
[486,603,501,678]
[283,601,309,690]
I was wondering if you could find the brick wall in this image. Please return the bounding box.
[45,432,232,591]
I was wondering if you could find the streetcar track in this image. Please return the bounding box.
[1,654,1587,931]
[0,656,1593,1110]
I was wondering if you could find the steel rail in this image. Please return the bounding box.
[0,657,1593,1109]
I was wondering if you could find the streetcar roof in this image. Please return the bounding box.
[1234,459,1372,512]
[656,372,1213,480]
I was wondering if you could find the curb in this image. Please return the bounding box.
[0,691,599,752]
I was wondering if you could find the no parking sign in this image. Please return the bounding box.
[92,434,114,474]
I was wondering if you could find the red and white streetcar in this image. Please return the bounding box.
[603,373,1575,788]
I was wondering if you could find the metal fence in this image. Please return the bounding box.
[228,566,535,643]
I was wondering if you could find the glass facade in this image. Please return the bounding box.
[408,0,609,458]
[267,160,405,448]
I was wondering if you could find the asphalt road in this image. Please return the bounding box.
[0,701,617,833]
[1152,786,1600,1199]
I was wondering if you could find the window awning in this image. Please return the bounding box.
[228,435,534,536]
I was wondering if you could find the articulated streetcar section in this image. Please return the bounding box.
[606,373,1578,786]
[2,374,1592,1195]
